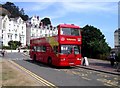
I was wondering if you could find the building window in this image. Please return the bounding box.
[32,34,34,37]
[3,21,6,29]
[15,34,17,39]
[15,29,17,32]
[22,26,23,30]
[11,35,12,40]
[8,35,9,38]
[19,19,21,23]
[2,35,3,39]
[20,37,21,41]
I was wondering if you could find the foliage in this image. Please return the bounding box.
[41,18,51,26]
[27,45,30,49]
[81,25,111,59]
[2,2,29,21]
[8,40,21,50]
[2,46,11,49]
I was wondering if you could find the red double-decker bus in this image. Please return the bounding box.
[30,24,82,66]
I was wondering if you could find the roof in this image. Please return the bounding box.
[9,17,19,22]
[114,28,120,33]
[0,6,11,16]
[58,24,80,28]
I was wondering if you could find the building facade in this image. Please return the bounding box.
[1,15,58,47]
[114,28,120,48]
[26,15,57,45]
[0,16,2,49]
[26,15,41,45]
[1,15,26,46]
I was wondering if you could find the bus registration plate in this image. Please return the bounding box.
[69,63,74,65]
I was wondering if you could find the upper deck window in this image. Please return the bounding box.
[60,28,80,36]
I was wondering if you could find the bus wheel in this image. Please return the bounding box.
[33,55,36,61]
[48,57,52,66]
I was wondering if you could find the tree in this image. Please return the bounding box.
[2,2,29,21]
[41,18,51,26]
[20,15,29,21]
[8,40,21,50]
[8,40,13,47]
[20,8,25,15]
[81,25,111,59]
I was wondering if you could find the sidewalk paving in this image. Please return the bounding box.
[80,58,120,75]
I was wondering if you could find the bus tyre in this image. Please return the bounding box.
[33,55,36,61]
[48,58,52,66]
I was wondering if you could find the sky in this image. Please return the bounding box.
[1,0,120,48]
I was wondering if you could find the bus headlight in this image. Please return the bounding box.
[78,38,81,42]
[77,58,81,60]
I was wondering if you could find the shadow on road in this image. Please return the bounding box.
[24,59,75,69]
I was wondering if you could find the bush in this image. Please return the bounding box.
[2,46,11,49]
[8,40,21,50]
[96,53,110,60]
[2,45,17,50]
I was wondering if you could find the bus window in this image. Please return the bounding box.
[71,29,80,36]
[74,46,80,54]
[37,46,41,52]
[33,46,37,51]
[60,45,80,54]
[42,46,46,52]
[61,45,72,54]
[60,28,80,36]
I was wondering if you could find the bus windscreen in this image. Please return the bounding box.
[60,28,80,36]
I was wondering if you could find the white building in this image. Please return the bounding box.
[1,15,26,46]
[114,28,120,48]
[26,15,41,45]
[26,15,58,45]
[0,16,2,49]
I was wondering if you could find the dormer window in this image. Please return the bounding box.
[3,20,6,29]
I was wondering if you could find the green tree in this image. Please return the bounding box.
[8,41,21,50]
[41,18,51,26]
[20,8,25,15]
[81,25,111,59]
[2,2,29,21]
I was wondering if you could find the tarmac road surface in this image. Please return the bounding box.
[2,52,119,87]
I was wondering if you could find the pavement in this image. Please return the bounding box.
[23,52,120,75]
[80,58,120,75]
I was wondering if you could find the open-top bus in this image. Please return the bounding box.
[30,24,82,66]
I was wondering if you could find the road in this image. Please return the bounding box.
[2,52,119,87]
